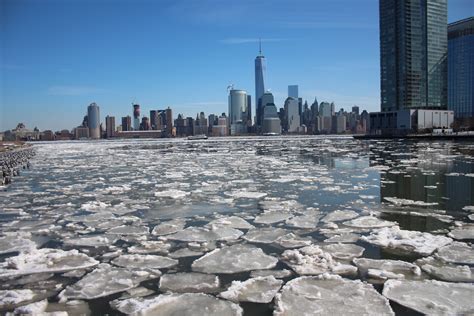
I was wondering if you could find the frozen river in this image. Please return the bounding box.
[0,136,473,315]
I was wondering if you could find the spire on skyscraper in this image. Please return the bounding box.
[259,38,262,55]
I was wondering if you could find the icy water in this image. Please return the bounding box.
[0,136,473,315]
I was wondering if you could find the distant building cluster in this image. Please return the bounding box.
[2,3,472,140]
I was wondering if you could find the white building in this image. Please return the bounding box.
[285,97,300,133]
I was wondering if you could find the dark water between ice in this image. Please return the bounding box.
[0,136,473,315]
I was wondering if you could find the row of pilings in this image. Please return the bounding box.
[1,147,35,186]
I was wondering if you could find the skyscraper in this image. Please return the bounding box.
[105,116,115,138]
[150,110,159,130]
[165,107,173,136]
[228,89,249,135]
[133,104,141,130]
[379,0,447,112]
[87,103,100,139]
[284,97,300,133]
[122,116,132,131]
[448,17,474,119]
[288,85,299,99]
[255,40,266,128]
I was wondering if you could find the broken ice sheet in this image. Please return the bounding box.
[107,225,149,235]
[219,276,282,303]
[154,189,190,199]
[321,210,359,222]
[274,275,394,316]
[61,263,160,300]
[111,254,178,270]
[159,272,220,293]
[281,245,356,276]
[0,289,44,311]
[343,216,396,229]
[382,279,474,315]
[0,235,37,254]
[243,227,288,244]
[447,224,474,240]
[111,293,243,316]
[321,243,365,260]
[151,219,187,236]
[192,244,277,274]
[128,240,172,255]
[435,241,474,264]
[416,256,474,282]
[0,248,99,279]
[361,226,452,256]
[207,216,254,229]
[323,232,360,243]
[253,211,293,225]
[63,235,116,247]
[353,258,421,282]
[167,226,243,242]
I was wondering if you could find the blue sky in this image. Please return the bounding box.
[1,0,472,131]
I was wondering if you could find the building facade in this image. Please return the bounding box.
[379,0,448,112]
[105,116,115,138]
[448,17,474,119]
[133,104,140,130]
[87,103,100,139]
[122,116,132,132]
[255,46,266,128]
[284,97,300,133]
[228,89,250,135]
[288,85,299,99]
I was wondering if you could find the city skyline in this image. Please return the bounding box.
[1,0,471,131]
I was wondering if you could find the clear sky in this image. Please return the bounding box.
[1,0,472,131]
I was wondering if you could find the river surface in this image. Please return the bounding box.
[0,136,473,315]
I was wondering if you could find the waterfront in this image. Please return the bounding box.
[0,136,473,315]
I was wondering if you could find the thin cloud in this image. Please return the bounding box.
[220,38,289,44]
[47,85,107,96]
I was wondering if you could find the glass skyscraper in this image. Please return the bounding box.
[448,17,474,118]
[255,43,266,128]
[379,0,447,112]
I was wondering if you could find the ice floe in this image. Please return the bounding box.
[435,241,474,264]
[159,272,220,293]
[281,245,356,276]
[321,210,359,222]
[323,233,360,243]
[167,226,243,242]
[382,279,474,315]
[0,289,40,310]
[416,256,474,282]
[63,235,115,247]
[154,189,190,199]
[0,235,36,254]
[353,258,421,282]
[243,227,288,244]
[321,243,365,260]
[206,216,254,229]
[192,244,278,274]
[254,212,293,225]
[110,293,242,316]
[448,224,474,240]
[219,276,282,303]
[343,216,396,229]
[274,275,394,315]
[111,254,178,270]
[383,197,438,207]
[60,263,160,299]
[361,226,452,256]
[151,219,187,236]
[0,248,99,279]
